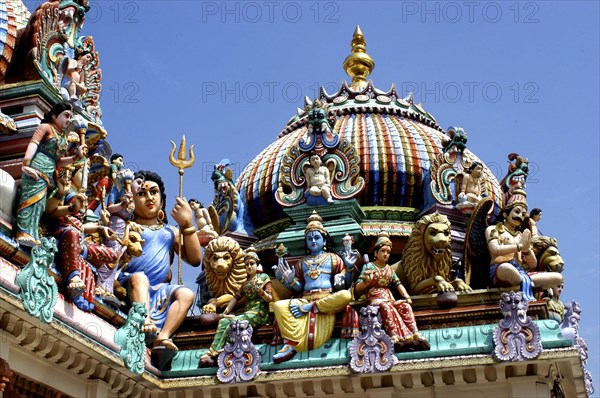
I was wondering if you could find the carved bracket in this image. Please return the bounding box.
[349,305,397,373]
[217,319,260,383]
[16,237,59,323]
[114,302,147,374]
[493,291,542,362]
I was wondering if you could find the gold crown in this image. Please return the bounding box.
[305,211,327,236]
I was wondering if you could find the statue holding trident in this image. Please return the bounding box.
[117,135,202,353]
[169,135,196,285]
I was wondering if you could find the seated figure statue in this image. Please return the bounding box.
[199,246,273,367]
[303,154,334,204]
[485,189,563,301]
[354,233,430,351]
[117,170,202,351]
[272,211,356,363]
[456,161,484,212]
[44,165,119,311]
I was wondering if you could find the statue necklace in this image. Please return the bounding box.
[50,125,68,155]
[305,253,329,279]
[133,215,164,231]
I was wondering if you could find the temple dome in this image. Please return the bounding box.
[0,0,30,80]
[237,28,503,231]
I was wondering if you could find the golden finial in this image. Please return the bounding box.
[343,26,375,90]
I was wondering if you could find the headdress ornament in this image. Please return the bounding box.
[245,245,262,272]
[505,188,528,211]
[374,231,392,251]
[245,245,259,261]
[305,211,327,236]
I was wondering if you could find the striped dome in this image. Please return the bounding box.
[238,82,503,229]
[0,0,29,79]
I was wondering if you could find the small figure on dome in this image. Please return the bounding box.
[117,170,202,351]
[62,50,94,102]
[485,189,563,301]
[303,154,334,204]
[16,102,86,246]
[199,246,273,367]
[354,233,430,352]
[271,211,357,363]
[456,161,484,211]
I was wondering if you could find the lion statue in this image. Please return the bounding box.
[201,236,247,313]
[396,212,470,295]
[529,236,565,273]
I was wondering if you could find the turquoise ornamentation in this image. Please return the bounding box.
[16,237,59,323]
[114,302,147,374]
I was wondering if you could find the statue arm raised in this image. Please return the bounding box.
[172,197,202,266]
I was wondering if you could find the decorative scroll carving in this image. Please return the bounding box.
[114,302,147,374]
[15,236,58,323]
[217,320,260,383]
[349,306,397,373]
[493,291,542,362]
[561,301,594,397]
[276,100,364,207]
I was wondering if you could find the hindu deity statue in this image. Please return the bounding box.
[16,102,86,246]
[272,211,356,363]
[199,246,272,367]
[528,208,542,237]
[485,189,563,301]
[188,198,218,244]
[62,49,94,103]
[97,163,137,305]
[44,165,119,311]
[355,233,430,351]
[544,280,566,323]
[456,160,484,211]
[303,154,334,204]
[117,170,202,351]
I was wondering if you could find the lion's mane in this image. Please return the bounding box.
[399,212,452,293]
[203,236,246,297]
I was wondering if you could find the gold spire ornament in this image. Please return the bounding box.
[343,26,375,90]
[169,135,196,285]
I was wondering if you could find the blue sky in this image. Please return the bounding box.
[24,0,599,390]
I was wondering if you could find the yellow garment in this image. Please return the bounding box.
[273,289,351,352]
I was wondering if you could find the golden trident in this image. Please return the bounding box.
[169,135,195,285]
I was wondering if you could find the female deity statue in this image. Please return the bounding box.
[16,102,86,246]
[199,246,273,367]
[117,170,202,351]
[354,234,430,351]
